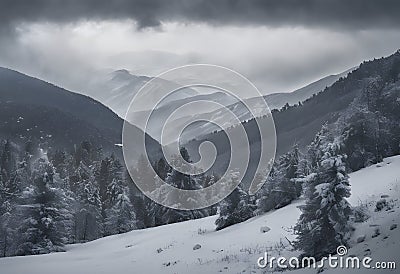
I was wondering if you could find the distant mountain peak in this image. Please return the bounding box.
[109,69,145,83]
[114,69,130,74]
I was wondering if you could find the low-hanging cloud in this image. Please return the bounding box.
[0,1,400,97]
[1,0,400,31]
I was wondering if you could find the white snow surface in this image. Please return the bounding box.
[1,156,399,274]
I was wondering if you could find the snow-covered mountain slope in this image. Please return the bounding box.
[1,156,399,274]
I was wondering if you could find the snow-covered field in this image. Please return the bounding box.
[1,156,399,274]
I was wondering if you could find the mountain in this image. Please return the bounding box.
[85,69,199,116]
[0,67,160,157]
[146,67,355,143]
[1,155,398,273]
[185,51,400,179]
[264,67,355,110]
[80,67,353,143]
[129,90,238,142]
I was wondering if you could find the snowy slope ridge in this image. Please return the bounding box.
[1,156,399,274]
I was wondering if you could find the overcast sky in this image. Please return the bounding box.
[0,0,400,94]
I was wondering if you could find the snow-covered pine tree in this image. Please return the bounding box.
[200,173,219,215]
[15,158,69,255]
[155,147,207,225]
[0,198,12,257]
[134,154,157,193]
[104,189,136,235]
[255,165,278,214]
[0,141,12,257]
[294,137,353,260]
[73,161,102,242]
[256,144,303,214]
[307,124,330,170]
[0,160,14,257]
[215,172,253,230]
[0,140,38,256]
[95,157,112,220]
[155,157,170,181]
[126,170,153,229]
[287,144,303,197]
[271,147,301,209]
[0,140,14,183]
[103,156,137,235]
[107,155,125,204]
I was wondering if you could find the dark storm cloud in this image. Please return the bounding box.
[0,0,400,30]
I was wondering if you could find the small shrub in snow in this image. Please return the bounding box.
[193,244,201,250]
[375,198,394,212]
[353,204,370,223]
[372,228,380,238]
[356,235,366,243]
[364,248,372,256]
[375,199,388,211]
[260,226,271,233]
[390,224,397,230]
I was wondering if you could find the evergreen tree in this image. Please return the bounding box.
[96,157,112,219]
[272,148,301,209]
[154,148,207,225]
[0,140,14,182]
[15,158,69,255]
[201,173,219,215]
[255,166,278,214]
[104,189,136,235]
[0,140,34,257]
[126,170,153,228]
[156,157,170,181]
[103,157,136,235]
[256,144,302,214]
[294,139,353,260]
[215,172,253,230]
[0,199,12,257]
[134,154,157,193]
[73,161,102,242]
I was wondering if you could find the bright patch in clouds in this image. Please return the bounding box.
[2,20,400,94]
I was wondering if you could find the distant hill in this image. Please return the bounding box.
[84,69,199,117]
[148,67,355,143]
[264,67,355,110]
[78,67,354,144]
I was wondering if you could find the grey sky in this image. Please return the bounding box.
[0,1,399,93]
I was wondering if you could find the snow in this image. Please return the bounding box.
[348,156,400,205]
[1,156,399,273]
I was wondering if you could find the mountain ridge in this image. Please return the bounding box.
[0,67,160,158]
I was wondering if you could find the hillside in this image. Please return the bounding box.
[80,67,352,143]
[0,67,160,157]
[143,68,353,143]
[1,155,398,274]
[186,51,400,181]
[264,67,354,110]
